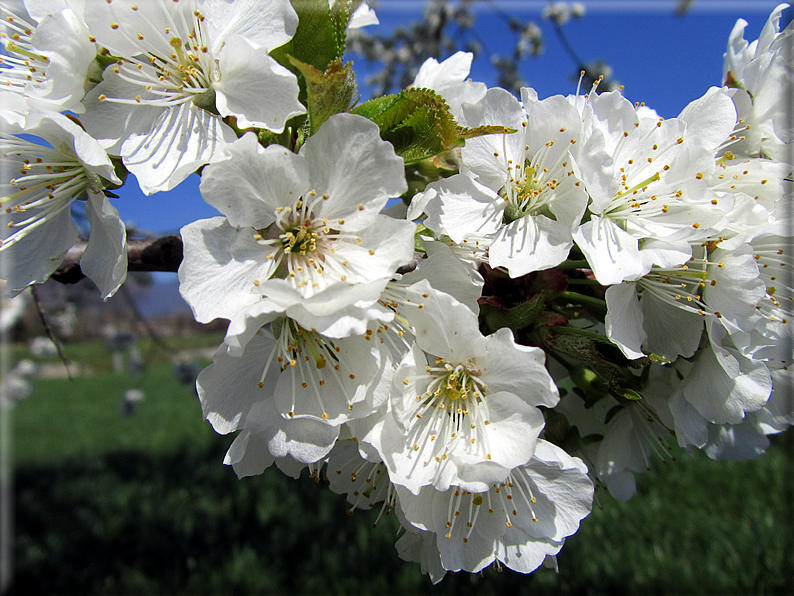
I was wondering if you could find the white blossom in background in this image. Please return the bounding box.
[723,2,793,163]
[0,109,127,298]
[412,51,486,119]
[0,286,29,332]
[80,0,305,194]
[330,0,379,29]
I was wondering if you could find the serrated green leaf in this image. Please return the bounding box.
[288,57,357,135]
[271,0,348,76]
[352,88,512,165]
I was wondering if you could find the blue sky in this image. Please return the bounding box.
[111,1,790,244]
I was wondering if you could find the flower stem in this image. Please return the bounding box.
[557,259,590,269]
[559,291,607,314]
[551,325,612,343]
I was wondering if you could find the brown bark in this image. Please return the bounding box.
[50,234,184,284]
[50,234,422,284]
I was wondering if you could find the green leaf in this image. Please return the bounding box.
[288,57,357,135]
[413,223,434,253]
[480,292,547,333]
[648,352,671,364]
[271,0,361,75]
[352,88,512,165]
[619,388,643,401]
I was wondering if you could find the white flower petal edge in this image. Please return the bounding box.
[394,440,593,576]
[81,192,128,299]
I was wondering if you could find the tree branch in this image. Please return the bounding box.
[51,234,184,284]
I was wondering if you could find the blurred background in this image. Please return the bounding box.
[2,1,793,593]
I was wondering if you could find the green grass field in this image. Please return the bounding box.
[8,353,794,595]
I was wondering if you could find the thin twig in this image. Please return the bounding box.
[29,286,73,381]
[118,284,173,356]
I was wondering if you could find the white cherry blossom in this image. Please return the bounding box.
[179,113,414,336]
[394,440,593,577]
[412,51,486,119]
[81,0,305,193]
[573,90,736,285]
[0,1,95,113]
[419,87,590,277]
[377,293,557,494]
[0,109,126,298]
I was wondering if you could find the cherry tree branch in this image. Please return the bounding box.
[51,234,184,284]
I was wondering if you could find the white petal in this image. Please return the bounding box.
[199,133,309,229]
[224,429,276,478]
[301,113,407,228]
[479,328,559,407]
[683,324,772,424]
[27,9,95,114]
[677,86,737,150]
[604,283,646,360]
[120,103,237,194]
[460,88,527,192]
[197,334,280,435]
[640,291,703,360]
[214,35,304,132]
[201,0,298,52]
[0,204,77,296]
[399,242,484,313]
[423,174,503,243]
[401,280,486,362]
[179,217,277,323]
[224,300,284,356]
[573,216,646,285]
[489,214,573,277]
[81,192,127,300]
[348,2,378,28]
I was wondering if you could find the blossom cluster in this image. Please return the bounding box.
[1,0,791,583]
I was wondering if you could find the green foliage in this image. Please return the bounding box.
[272,0,360,76]
[9,333,223,375]
[289,57,357,135]
[352,88,512,165]
[13,365,214,465]
[480,293,547,334]
[10,352,794,594]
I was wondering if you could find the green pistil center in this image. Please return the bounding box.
[281,223,318,255]
[427,359,485,405]
[503,162,557,224]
